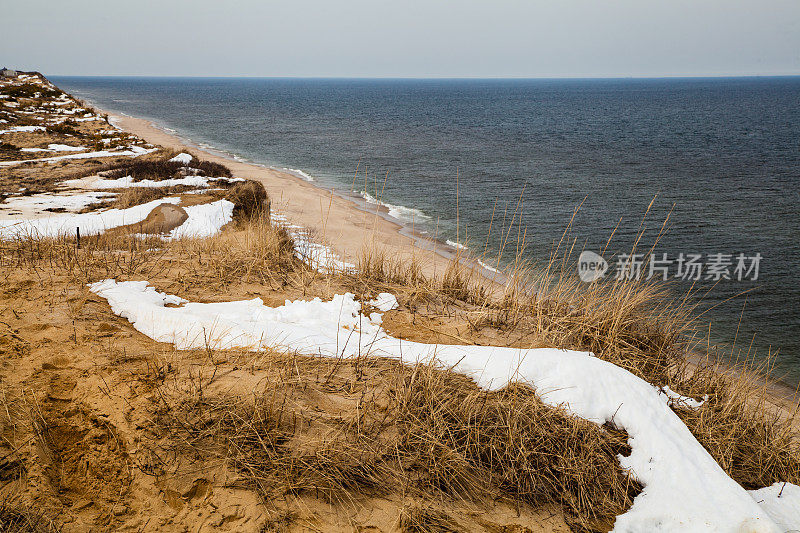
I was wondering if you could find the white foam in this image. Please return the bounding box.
[477,258,500,274]
[282,167,315,182]
[360,191,431,222]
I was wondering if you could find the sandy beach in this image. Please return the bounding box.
[108,112,466,280]
[2,71,799,533]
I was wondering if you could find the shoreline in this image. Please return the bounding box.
[95,105,798,408]
[102,108,509,285]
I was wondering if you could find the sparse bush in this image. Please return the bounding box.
[112,187,170,209]
[46,123,79,136]
[0,83,61,99]
[226,180,269,220]
[103,154,232,181]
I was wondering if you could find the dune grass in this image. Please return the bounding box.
[0,202,798,531]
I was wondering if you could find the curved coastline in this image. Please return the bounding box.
[89,100,798,408]
[96,102,507,286]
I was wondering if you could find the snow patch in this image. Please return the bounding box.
[368,293,399,312]
[168,153,193,164]
[166,199,234,240]
[0,191,115,214]
[749,483,800,532]
[0,146,157,166]
[0,198,181,239]
[270,212,354,273]
[659,385,708,410]
[87,281,794,533]
[63,175,244,190]
[0,125,46,134]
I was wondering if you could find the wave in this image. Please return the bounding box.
[477,258,500,274]
[360,191,431,222]
[282,168,315,181]
[446,239,468,250]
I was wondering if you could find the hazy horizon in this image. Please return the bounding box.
[50,74,800,80]
[7,0,800,78]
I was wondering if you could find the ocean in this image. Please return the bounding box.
[52,76,800,383]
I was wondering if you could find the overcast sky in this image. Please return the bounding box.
[5,0,800,77]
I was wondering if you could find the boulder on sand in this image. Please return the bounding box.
[133,203,188,235]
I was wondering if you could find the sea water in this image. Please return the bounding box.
[53,76,800,383]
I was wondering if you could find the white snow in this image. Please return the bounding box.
[368,293,399,312]
[0,198,180,239]
[749,483,800,532]
[0,125,46,134]
[19,143,86,153]
[270,212,354,273]
[166,199,234,240]
[658,385,708,410]
[0,146,156,166]
[169,152,193,164]
[47,143,87,151]
[87,281,796,533]
[0,191,115,215]
[62,175,244,190]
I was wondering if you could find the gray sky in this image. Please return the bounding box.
[5,0,800,77]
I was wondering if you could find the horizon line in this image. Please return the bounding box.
[47,73,800,80]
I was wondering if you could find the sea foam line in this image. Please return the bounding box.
[360,191,431,223]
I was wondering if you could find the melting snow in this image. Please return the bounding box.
[19,143,87,153]
[0,125,46,134]
[166,199,234,240]
[270,212,354,273]
[368,293,399,312]
[0,191,116,216]
[62,175,244,190]
[0,146,157,166]
[0,198,181,239]
[749,483,800,532]
[169,152,193,164]
[87,282,798,533]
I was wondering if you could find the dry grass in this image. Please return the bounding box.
[143,354,638,530]
[1,201,798,531]
[0,500,60,533]
[103,152,232,181]
[226,180,270,221]
[111,187,171,209]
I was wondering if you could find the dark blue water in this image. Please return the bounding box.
[53,77,800,383]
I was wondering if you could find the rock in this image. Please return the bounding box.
[133,203,188,235]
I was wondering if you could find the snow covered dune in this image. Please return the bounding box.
[0,198,181,239]
[88,280,800,533]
